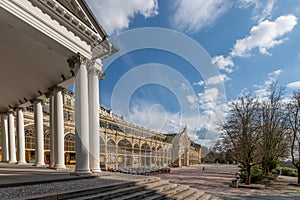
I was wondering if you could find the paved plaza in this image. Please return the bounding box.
[0,163,300,199]
[156,164,300,200]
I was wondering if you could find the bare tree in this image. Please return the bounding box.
[287,91,300,184]
[222,92,261,185]
[258,83,289,174]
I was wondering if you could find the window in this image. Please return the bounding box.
[64,133,75,152]
[25,129,35,149]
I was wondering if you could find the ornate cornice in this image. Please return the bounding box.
[28,0,102,48]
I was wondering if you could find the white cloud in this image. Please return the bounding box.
[287,81,300,89]
[170,0,232,33]
[238,0,275,22]
[253,69,283,99]
[194,74,230,87]
[206,74,231,85]
[186,95,198,109]
[270,69,283,76]
[231,15,298,57]
[127,99,183,134]
[179,83,189,91]
[193,80,205,86]
[87,0,158,35]
[198,88,219,110]
[211,55,234,73]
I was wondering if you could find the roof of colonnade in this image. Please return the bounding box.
[0,0,117,112]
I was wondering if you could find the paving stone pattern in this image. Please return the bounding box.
[156,164,300,200]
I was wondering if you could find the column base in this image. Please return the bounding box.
[8,161,17,164]
[54,164,66,170]
[49,163,55,168]
[34,163,45,167]
[91,169,102,173]
[17,161,27,165]
[73,169,91,176]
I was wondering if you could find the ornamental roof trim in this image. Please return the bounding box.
[28,0,106,48]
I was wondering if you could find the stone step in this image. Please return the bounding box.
[143,180,170,189]
[208,196,219,200]
[198,194,212,200]
[70,184,145,200]
[163,184,190,197]
[152,182,178,193]
[134,177,161,184]
[182,190,205,200]
[170,187,197,199]
[143,193,167,200]
[110,189,156,200]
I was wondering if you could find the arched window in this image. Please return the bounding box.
[25,126,35,150]
[133,144,139,165]
[107,139,116,164]
[44,132,50,150]
[151,147,156,164]
[64,133,75,152]
[141,143,151,166]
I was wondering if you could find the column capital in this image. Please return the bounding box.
[87,61,106,80]
[32,98,44,104]
[67,53,85,69]
[7,109,15,115]
[16,107,25,112]
[48,85,65,94]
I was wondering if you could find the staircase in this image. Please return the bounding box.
[26,176,218,200]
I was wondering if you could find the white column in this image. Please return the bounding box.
[49,95,55,168]
[34,99,45,166]
[75,59,90,174]
[54,88,66,169]
[8,110,17,164]
[88,63,101,173]
[1,114,9,162]
[16,108,26,164]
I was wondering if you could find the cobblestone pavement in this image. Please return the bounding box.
[156,164,300,200]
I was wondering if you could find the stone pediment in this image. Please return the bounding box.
[29,0,107,47]
[57,0,94,30]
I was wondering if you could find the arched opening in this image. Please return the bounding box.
[24,124,49,163]
[133,144,140,168]
[151,146,156,166]
[117,139,132,169]
[141,143,151,167]
[64,133,75,165]
[107,139,116,169]
[157,146,163,167]
[44,131,50,164]
[167,148,172,166]
[25,125,35,163]
[99,136,105,169]
[164,149,168,165]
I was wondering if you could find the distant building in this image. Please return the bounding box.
[0,90,201,169]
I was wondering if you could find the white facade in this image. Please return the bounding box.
[0,0,118,174]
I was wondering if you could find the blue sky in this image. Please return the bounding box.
[86,0,300,147]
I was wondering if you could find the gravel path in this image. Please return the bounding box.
[0,163,151,199]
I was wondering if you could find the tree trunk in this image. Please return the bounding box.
[246,165,251,185]
[262,160,270,175]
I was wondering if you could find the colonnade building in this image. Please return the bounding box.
[0,0,200,174]
[0,91,201,170]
